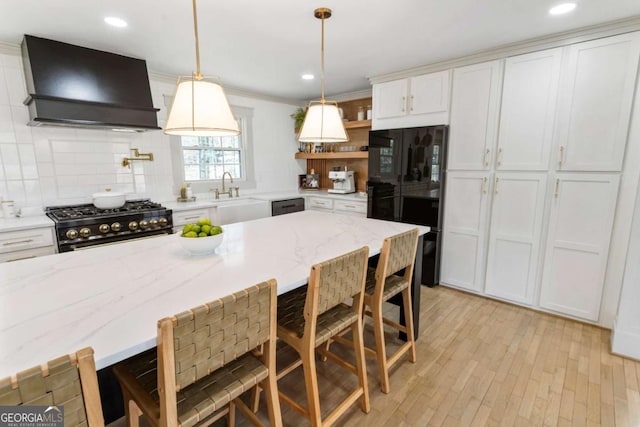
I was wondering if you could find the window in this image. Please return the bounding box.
[170,106,255,191]
[181,119,245,181]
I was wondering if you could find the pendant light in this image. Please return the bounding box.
[164,0,239,136]
[298,8,348,143]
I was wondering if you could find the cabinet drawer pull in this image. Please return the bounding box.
[402,96,406,112]
[481,177,488,194]
[554,178,560,198]
[183,215,201,220]
[497,148,503,167]
[3,239,34,246]
[494,177,500,195]
[410,95,414,112]
[343,205,355,209]
[484,149,490,168]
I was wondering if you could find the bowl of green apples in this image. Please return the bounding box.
[178,218,223,255]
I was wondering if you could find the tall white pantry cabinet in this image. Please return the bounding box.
[441,31,640,323]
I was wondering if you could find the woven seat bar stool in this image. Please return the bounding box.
[326,228,419,394]
[113,279,282,427]
[0,347,104,427]
[276,246,370,427]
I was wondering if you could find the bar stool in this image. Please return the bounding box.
[113,279,282,427]
[276,246,370,427]
[326,228,419,394]
[0,347,104,426]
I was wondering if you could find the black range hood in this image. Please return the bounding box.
[21,35,160,132]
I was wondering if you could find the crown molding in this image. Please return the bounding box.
[0,41,20,55]
[369,15,640,84]
[330,88,373,103]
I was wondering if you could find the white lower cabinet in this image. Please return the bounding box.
[485,173,547,304]
[172,208,211,232]
[539,173,620,321]
[0,227,56,263]
[441,171,491,292]
[306,196,367,217]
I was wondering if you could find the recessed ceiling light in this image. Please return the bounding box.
[302,74,314,80]
[549,3,576,15]
[104,17,128,28]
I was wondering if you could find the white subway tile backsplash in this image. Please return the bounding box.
[4,68,27,107]
[0,68,9,106]
[34,139,52,162]
[0,53,22,69]
[0,105,15,143]
[6,180,26,205]
[23,179,42,206]
[38,162,54,177]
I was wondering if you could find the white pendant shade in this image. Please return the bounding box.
[298,102,348,143]
[164,77,239,137]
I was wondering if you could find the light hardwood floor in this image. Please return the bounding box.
[110,285,640,426]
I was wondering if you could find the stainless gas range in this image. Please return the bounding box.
[46,199,173,252]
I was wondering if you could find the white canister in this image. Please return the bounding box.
[2,200,16,218]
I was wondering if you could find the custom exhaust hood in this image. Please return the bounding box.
[21,35,160,132]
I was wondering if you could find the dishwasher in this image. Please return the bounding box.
[271,198,305,216]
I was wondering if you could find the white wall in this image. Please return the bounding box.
[0,48,304,211]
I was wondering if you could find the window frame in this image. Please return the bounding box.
[170,106,256,194]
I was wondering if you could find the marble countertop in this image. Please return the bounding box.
[0,215,54,232]
[164,190,368,212]
[0,210,427,377]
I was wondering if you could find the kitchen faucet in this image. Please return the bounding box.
[222,172,233,193]
[213,172,238,199]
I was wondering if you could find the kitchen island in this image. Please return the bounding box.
[0,210,428,378]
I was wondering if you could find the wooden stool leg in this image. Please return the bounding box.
[123,389,141,427]
[352,318,370,413]
[261,341,283,427]
[228,401,236,427]
[250,386,261,413]
[302,346,322,427]
[402,287,417,363]
[372,303,390,394]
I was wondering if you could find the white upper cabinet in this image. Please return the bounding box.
[539,173,620,321]
[372,79,409,120]
[497,48,562,171]
[441,171,492,292]
[372,70,450,130]
[485,173,548,304]
[409,72,449,115]
[448,60,502,170]
[554,32,640,172]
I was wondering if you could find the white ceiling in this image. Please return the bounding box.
[1,0,640,101]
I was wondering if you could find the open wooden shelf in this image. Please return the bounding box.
[344,120,372,129]
[295,151,368,160]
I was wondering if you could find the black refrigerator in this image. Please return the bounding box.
[367,125,448,287]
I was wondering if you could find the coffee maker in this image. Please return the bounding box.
[328,170,356,194]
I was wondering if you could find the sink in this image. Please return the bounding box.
[212,198,270,225]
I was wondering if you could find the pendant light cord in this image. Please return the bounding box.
[192,0,202,80]
[320,13,325,103]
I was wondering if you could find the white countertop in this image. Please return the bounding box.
[0,210,427,377]
[163,190,367,212]
[0,215,54,232]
